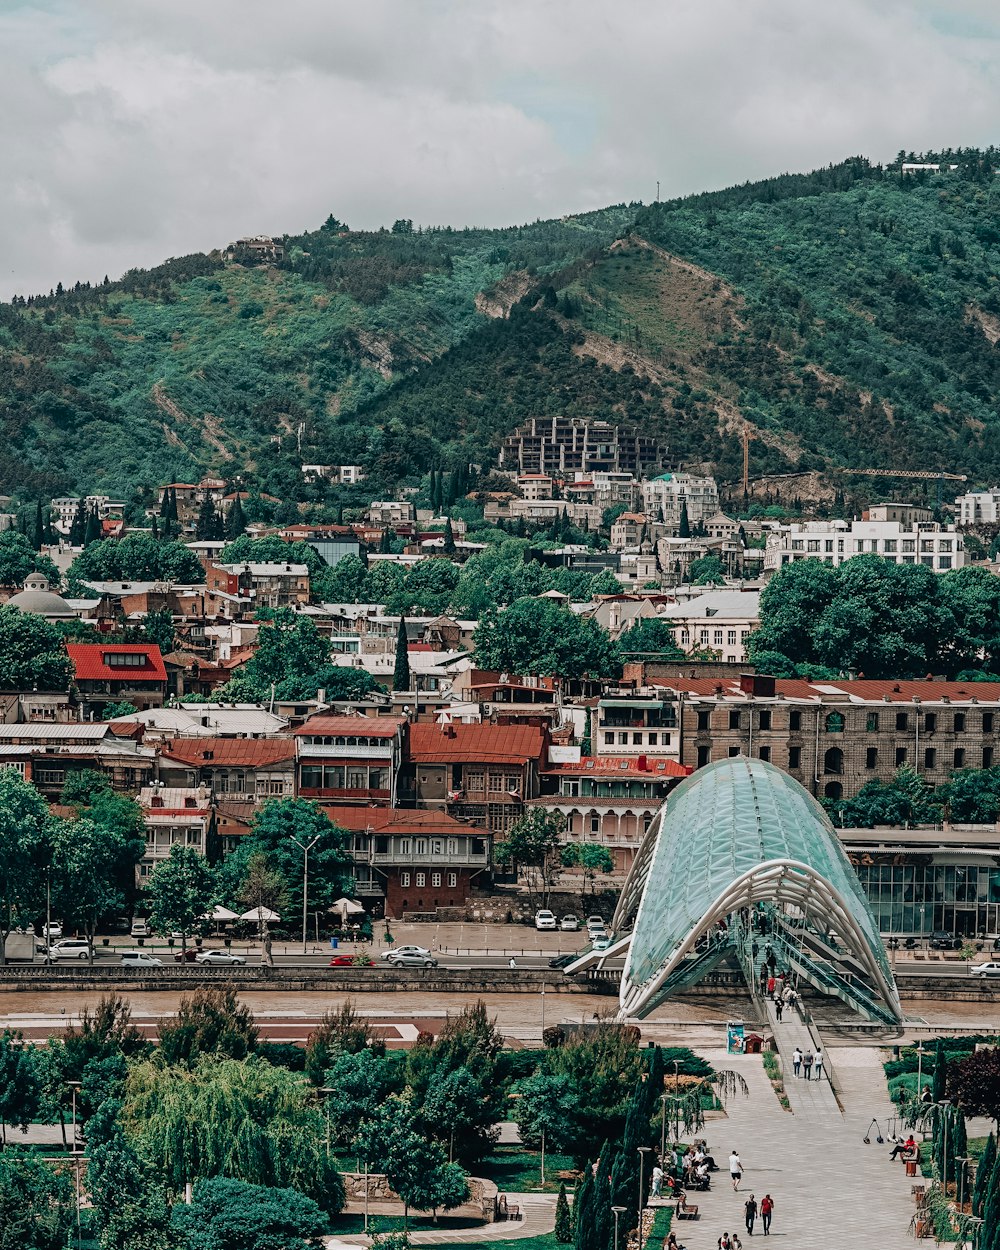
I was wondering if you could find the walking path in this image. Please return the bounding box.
[324,1193,555,1248]
[666,1046,917,1248]
[763,1001,839,1119]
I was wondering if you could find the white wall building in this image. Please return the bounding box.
[955,490,1000,527]
[655,590,761,664]
[640,473,719,529]
[765,520,964,573]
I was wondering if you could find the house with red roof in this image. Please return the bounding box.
[322,805,490,916]
[158,737,296,803]
[293,714,406,805]
[66,643,168,715]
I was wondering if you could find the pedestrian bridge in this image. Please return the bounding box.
[567,757,902,1025]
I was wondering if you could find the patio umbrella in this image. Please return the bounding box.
[204,905,238,922]
[330,897,365,918]
[239,907,280,922]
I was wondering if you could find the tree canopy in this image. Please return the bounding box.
[474,597,622,680]
[0,606,72,690]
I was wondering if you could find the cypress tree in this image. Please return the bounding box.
[981,1146,1000,1250]
[573,1163,595,1250]
[393,617,411,692]
[379,528,393,554]
[678,498,691,539]
[443,517,456,554]
[151,515,159,540]
[932,1040,948,1103]
[32,500,43,552]
[950,1106,968,1194]
[196,495,219,541]
[593,1144,615,1250]
[84,506,101,547]
[554,1182,573,1243]
[69,498,86,546]
[226,494,246,540]
[974,1133,996,1218]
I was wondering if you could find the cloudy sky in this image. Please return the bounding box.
[4,0,1000,298]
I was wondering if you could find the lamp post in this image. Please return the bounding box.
[916,1041,924,1098]
[939,1100,951,1195]
[659,1093,668,1160]
[67,1080,82,1248]
[289,833,320,955]
[541,1127,546,1186]
[637,1146,652,1227]
[318,1086,333,1158]
[956,1154,971,1214]
[541,981,546,1036]
[612,1205,627,1250]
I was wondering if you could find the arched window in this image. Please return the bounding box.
[824,747,844,775]
[825,712,845,733]
[824,781,843,800]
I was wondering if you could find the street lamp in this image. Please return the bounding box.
[938,1100,952,1195]
[318,1086,333,1158]
[956,1154,971,1214]
[916,1041,924,1098]
[637,1146,652,1225]
[612,1205,627,1250]
[67,1080,82,1249]
[288,833,320,955]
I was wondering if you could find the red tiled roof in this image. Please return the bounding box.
[161,737,295,767]
[322,805,473,834]
[544,755,690,779]
[67,643,167,683]
[293,715,405,738]
[407,721,546,765]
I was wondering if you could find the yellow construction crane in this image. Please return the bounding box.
[839,466,968,507]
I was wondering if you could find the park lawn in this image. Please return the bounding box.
[480,1145,577,1193]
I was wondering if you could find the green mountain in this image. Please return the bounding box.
[5,148,1000,507]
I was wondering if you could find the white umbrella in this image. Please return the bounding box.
[204,905,238,921]
[330,898,365,917]
[240,906,280,922]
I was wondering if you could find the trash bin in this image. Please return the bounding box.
[330,937,339,949]
[905,1159,918,1177]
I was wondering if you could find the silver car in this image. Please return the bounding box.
[387,950,438,968]
[379,945,432,962]
[195,950,246,966]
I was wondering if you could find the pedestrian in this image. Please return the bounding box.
[760,1194,774,1235]
[665,1236,680,1250]
[814,1047,824,1080]
[751,939,759,962]
[744,1195,758,1236]
[729,1149,743,1191]
[718,1235,732,1250]
[652,1164,664,1197]
[731,1236,743,1250]
[509,957,516,968]
[766,974,775,996]
[774,997,783,1022]
[802,1049,813,1079]
[792,1047,802,1077]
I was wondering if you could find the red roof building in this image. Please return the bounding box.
[66,643,167,714]
[158,737,296,805]
[295,714,407,806]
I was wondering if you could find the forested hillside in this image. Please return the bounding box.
[5,150,1000,508]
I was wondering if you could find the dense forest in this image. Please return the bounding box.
[5,150,1000,506]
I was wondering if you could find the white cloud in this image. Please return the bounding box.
[2,0,1000,296]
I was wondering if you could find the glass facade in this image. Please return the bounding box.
[853,860,1000,937]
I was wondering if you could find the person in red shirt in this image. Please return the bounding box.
[760,1194,774,1235]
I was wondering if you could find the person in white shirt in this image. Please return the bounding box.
[729,1150,743,1191]
[651,1165,664,1197]
[814,1047,824,1080]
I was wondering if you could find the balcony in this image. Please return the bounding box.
[297,742,394,760]
[368,849,489,866]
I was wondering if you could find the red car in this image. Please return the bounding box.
[329,955,374,967]
[173,948,199,962]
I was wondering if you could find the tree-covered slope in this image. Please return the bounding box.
[8,151,1000,507]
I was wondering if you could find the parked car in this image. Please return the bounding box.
[130,919,150,939]
[42,923,62,939]
[329,954,374,967]
[535,909,557,930]
[586,915,606,935]
[387,950,438,968]
[549,952,578,969]
[379,945,432,962]
[559,915,580,931]
[969,961,1000,978]
[929,931,962,950]
[120,951,162,967]
[48,940,91,961]
[592,934,613,952]
[195,950,246,966]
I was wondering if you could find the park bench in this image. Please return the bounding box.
[676,1199,699,1220]
[507,1206,521,1222]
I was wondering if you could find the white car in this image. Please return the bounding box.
[592,934,613,951]
[49,940,91,961]
[560,915,580,932]
[535,910,557,931]
[586,915,606,935]
[379,945,432,961]
[970,961,1000,978]
[42,923,62,939]
[195,950,246,966]
[120,951,162,967]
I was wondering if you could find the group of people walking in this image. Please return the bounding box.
[791,1045,824,1080]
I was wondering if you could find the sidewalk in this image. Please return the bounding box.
[764,1000,840,1119]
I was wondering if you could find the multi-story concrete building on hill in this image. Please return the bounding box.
[955,489,1000,527]
[765,518,964,572]
[499,417,667,478]
[640,473,720,530]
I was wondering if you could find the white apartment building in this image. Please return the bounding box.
[955,490,1000,527]
[51,496,125,535]
[656,590,761,664]
[640,473,720,529]
[765,520,964,573]
[369,501,416,525]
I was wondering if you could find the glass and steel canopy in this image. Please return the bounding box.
[608,756,902,1022]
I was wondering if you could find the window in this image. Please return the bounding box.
[466,771,485,792]
[728,710,742,730]
[632,732,643,745]
[758,746,771,762]
[954,748,966,768]
[788,746,801,769]
[984,713,995,734]
[824,781,843,800]
[416,839,427,856]
[300,765,323,789]
[697,746,710,767]
[618,732,628,745]
[825,712,844,733]
[604,732,614,745]
[902,539,915,553]
[431,872,441,887]
[954,713,966,733]
[883,539,897,553]
[697,710,711,732]
[866,748,878,769]
[825,540,834,553]
[895,747,907,766]
[590,814,600,833]
[789,710,802,731]
[647,733,657,746]
[416,872,426,887]
[346,767,366,789]
[985,747,994,768]
[758,709,772,730]
[895,712,909,732]
[448,872,457,888]
[939,540,953,553]
[924,748,936,769]
[105,651,147,668]
[824,747,843,774]
[727,630,737,645]
[400,872,411,888]
[939,557,952,570]
[924,712,937,733]
[399,839,411,856]
[713,629,723,645]
[728,746,740,757]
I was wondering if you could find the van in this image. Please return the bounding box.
[130,919,150,938]
[120,951,162,967]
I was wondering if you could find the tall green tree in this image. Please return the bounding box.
[146,846,215,955]
[0,1149,74,1250]
[225,494,246,541]
[0,1030,40,1146]
[31,502,43,553]
[494,809,565,905]
[974,1132,996,1218]
[393,617,411,691]
[0,771,49,965]
[473,596,622,680]
[617,617,685,660]
[677,499,690,539]
[511,1072,580,1152]
[157,987,259,1067]
[0,607,71,698]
